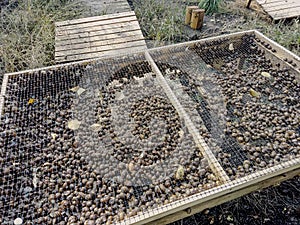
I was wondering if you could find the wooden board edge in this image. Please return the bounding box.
[271,11,300,20]
[0,74,8,120]
[256,0,285,5]
[55,16,138,32]
[55,35,145,52]
[55,44,148,63]
[147,168,300,225]
[55,11,135,27]
[55,30,144,47]
[55,20,140,36]
[267,4,300,12]
[55,40,147,57]
[144,51,230,183]
[55,22,142,41]
[259,0,298,6]
[119,158,300,225]
[147,30,256,52]
[253,30,300,62]
[0,74,8,96]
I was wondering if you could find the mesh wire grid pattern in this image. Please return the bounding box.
[0,52,217,225]
[149,33,300,180]
[0,31,299,225]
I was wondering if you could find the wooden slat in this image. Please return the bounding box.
[56,15,137,32]
[56,20,139,36]
[257,0,284,5]
[268,2,300,12]
[269,7,300,19]
[262,0,299,7]
[55,10,146,63]
[55,11,134,27]
[55,45,147,62]
[56,30,144,47]
[55,40,146,57]
[56,34,145,52]
[255,0,300,20]
[55,22,141,41]
[145,51,230,183]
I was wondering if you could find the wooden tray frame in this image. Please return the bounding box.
[1,30,299,225]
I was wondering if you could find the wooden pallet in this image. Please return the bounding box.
[55,11,147,63]
[255,0,300,20]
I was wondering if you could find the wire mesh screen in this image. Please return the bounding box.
[149,33,300,181]
[0,31,299,225]
[0,53,218,225]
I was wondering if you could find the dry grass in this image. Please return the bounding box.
[0,0,86,73]
[133,0,185,46]
[133,0,300,55]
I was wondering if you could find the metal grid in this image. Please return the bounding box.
[0,53,218,224]
[0,31,299,225]
[149,32,300,180]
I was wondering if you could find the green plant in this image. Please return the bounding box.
[198,0,223,15]
[133,0,184,46]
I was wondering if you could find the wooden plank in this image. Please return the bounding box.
[0,74,8,96]
[257,0,284,5]
[255,0,300,20]
[273,10,300,20]
[145,51,230,183]
[56,16,137,32]
[55,40,146,57]
[0,74,8,118]
[56,34,145,52]
[267,2,300,12]
[55,45,147,62]
[56,30,144,47]
[262,0,299,7]
[55,11,135,27]
[268,7,300,19]
[56,20,139,36]
[55,22,141,41]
